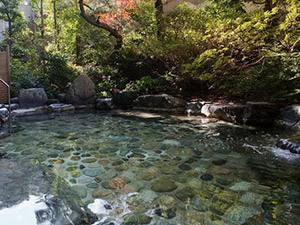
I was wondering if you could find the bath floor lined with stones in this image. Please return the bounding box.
[1,112,300,225]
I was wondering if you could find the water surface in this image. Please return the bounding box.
[1,112,300,225]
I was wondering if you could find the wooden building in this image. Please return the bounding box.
[0,48,10,104]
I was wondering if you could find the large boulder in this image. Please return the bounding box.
[185,102,203,116]
[201,104,245,123]
[275,105,300,129]
[134,94,187,109]
[243,102,280,125]
[95,98,114,110]
[18,88,48,108]
[112,91,139,109]
[65,75,95,105]
[57,93,66,103]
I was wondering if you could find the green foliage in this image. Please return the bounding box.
[0,0,21,22]
[1,0,299,102]
[125,76,160,94]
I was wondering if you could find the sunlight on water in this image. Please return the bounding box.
[0,195,49,225]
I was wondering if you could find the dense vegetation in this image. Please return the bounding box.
[0,0,299,102]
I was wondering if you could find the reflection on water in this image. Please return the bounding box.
[0,195,44,225]
[0,112,300,224]
[0,195,67,225]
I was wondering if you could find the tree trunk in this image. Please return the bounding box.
[264,0,273,11]
[155,0,163,37]
[76,35,81,61]
[40,0,45,56]
[8,20,12,53]
[53,0,59,50]
[41,0,44,39]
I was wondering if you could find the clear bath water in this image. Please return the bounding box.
[0,112,300,225]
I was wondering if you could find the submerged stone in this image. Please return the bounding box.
[178,164,192,171]
[201,174,214,181]
[175,187,195,201]
[240,192,264,205]
[71,171,81,178]
[91,188,112,198]
[71,156,81,161]
[87,183,99,189]
[67,166,78,172]
[100,148,118,154]
[151,179,177,192]
[163,140,181,146]
[82,158,97,163]
[112,160,124,166]
[230,181,252,191]
[83,167,106,177]
[212,159,227,166]
[122,212,152,225]
[216,177,233,186]
[160,195,176,208]
[129,153,146,158]
[49,158,64,164]
[139,190,158,203]
[48,153,59,158]
[69,178,77,184]
[191,197,207,212]
[79,165,85,169]
[226,205,261,225]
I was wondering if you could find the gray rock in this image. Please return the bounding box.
[12,107,48,117]
[10,97,19,104]
[185,102,203,116]
[243,102,280,125]
[66,75,95,105]
[134,94,187,110]
[201,104,245,123]
[95,98,113,110]
[0,108,9,122]
[57,93,66,103]
[48,104,75,112]
[276,139,300,154]
[112,90,138,109]
[18,88,48,108]
[275,104,300,129]
[5,103,19,110]
[46,99,60,105]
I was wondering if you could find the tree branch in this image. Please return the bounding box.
[235,52,300,70]
[291,38,300,53]
[78,0,122,41]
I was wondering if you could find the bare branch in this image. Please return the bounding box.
[235,52,300,69]
[291,38,300,52]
